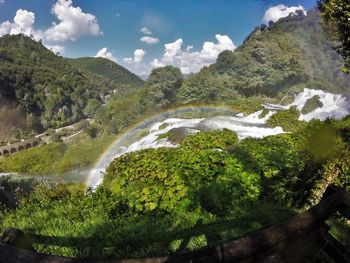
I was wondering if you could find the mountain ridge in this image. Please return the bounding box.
[0,34,143,141]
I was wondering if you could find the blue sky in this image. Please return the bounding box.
[0,0,317,75]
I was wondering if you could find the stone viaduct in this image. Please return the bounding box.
[0,138,42,158]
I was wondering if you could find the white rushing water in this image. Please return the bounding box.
[87,89,350,189]
[265,88,350,121]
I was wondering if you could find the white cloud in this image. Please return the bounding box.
[0,1,104,55]
[0,9,43,40]
[263,4,306,23]
[45,0,102,42]
[163,39,183,64]
[123,49,146,65]
[0,21,12,36]
[150,58,165,68]
[140,36,159,44]
[0,0,5,4]
[151,34,236,74]
[140,27,152,35]
[123,57,133,64]
[0,9,69,54]
[95,47,117,62]
[134,49,146,63]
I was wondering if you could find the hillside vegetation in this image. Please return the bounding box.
[0,34,143,139]
[1,117,349,259]
[178,9,350,102]
[72,57,144,87]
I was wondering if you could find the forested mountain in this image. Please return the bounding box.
[72,57,144,87]
[0,34,142,140]
[178,9,350,102]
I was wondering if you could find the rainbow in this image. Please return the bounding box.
[85,104,237,188]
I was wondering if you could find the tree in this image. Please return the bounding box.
[84,99,101,117]
[147,66,183,106]
[318,0,350,73]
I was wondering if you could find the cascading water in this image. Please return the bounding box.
[87,89,350,189]
[265,88,350,121]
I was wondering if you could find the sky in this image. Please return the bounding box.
[0,0,317,75]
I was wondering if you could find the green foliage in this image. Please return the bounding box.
[301,95,323,114]
[1,117,350,259]
[104,130,258,214]
[0,182,294,259]
[235,134,305,205]
[72,57,144,86]
[0,35,142,132]
[96,89,151,134]
[158,123,169,130]
[52,136,115,173]
[267,107,307,131]
[207,9,350,97]
[0,143,65,175]
[0,136,115,175]
[181,129,238,150]
[84,99,102,118]
[177,68,239,103]
[318,0,350,73]
[146,66,183,107]
[259,109,270,119]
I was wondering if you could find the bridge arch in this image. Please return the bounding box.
[25,143,32,149]
[0,152,2,157]
[33,141,39,147]
[10,148,17,154]
[18,146,24,152]
[3,150,9,156]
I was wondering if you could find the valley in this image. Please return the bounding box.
[0,2,349,262]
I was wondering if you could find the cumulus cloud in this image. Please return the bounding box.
[263,4,306,23]
[150,58,165,68]
[0,9,43,40]
[0,1,104,55]
[140,36,159,44]
[123,49,146,64]
[95,47,117,62]
[151,34,236,74]
[140,27,152,35]
[45,0,102,42]
[134,49,146,63]
[0,21,12,36]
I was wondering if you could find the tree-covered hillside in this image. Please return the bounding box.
[0,34,142,139]
[72,57,144,87]
[178,9,350,101]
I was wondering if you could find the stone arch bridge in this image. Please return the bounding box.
[0,138,42,158]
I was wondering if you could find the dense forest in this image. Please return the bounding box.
[0,35,143,142]
[178,9,350,101]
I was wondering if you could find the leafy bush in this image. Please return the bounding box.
[181,129,238,150]
[301,95,323,114]
[267,107,307,131]
[104,131,258,213]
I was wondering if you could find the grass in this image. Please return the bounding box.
[0,135,116,175]
[0,184,295,260]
